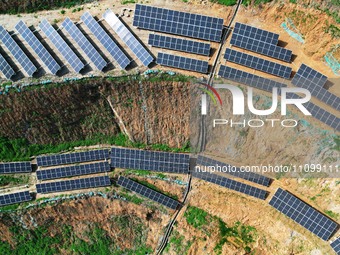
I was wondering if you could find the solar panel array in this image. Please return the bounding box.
[148,34,210,56]
[117,176,180,209]
[291,64,340,111]
[331,237,340,255]
[15,20,60,75]
[133,4,224,42]
[224,48,292,79]
[157,52,209,73]
[292,64,328,88]
[37,149,109,167]
[39,19,84,73]
[230,33,292,62]
[192,171,268,200]
[0,162,32,174]
[36,162,110,180]
[285,93,340,132]
[196,155,271,186]
[111,147,190,173]
[81,12,130,69]
[0,25,37,76]
[0,191,32,207]
[269,188,338,240]
[62,17,107,71]
[218,65,287,92]
[103,9,153,66]
[36,176,111,193]
[233,22,279,45]
[0,53,15,79]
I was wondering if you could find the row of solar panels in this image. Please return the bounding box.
[0,10,154,79]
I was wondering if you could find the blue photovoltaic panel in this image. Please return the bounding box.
[292,64,340,111]
[230,33,292,62]
[36,149,109,167]
[148,34,210,56]
[196,155,271,187]
[224,48,292,79]
[292,64,327,87]
[0,162,32,174]
[0,25,36,76]
[61,18,107,71]
[269,188,338,241]
[157,52,208,73]
[117,176,180,209]
[36,176,111,194]
[15,20,60,75]
[218,65,287,92]
[81,12,130,69]
[192,170,267,200]
[331,237,340,255]
[39,19,84,73]
[0,191,32,207]
[233,22,279,45]
[111,147,189,173]
[133,4,224,42]
[285,93,340,132]
[103,9,153,66]
[36,162,111,180]
[0,53,15,79]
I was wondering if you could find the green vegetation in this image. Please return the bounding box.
[215,220,257,254]
[60,10,66,14]
[0,1,93,15]
[0,222,152,254]
[0,133,190,162]
[125,169,151,176]
[121,0,136,4]
[334,136,340,151]
[184,206,209,229]
[289,0,297,3]
[324,23,340,38]
[184,206,257,253]
[324,210,339,220]
[242,0,273,6]
[211,0,237,6]
[164,230,192,254]
[120,192,145,205]
[0,175,29,186]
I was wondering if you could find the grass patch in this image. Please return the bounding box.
[324,210,339,220]
[120,192,144,205]
[0,175,29,186]
[184,206,209,229]
[333,136,340,151]
[165,230,192,254]
[211,0,237,6]
[121,0,136,4]
[125,169,151,176]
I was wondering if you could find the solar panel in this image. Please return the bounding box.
[117,176,180,209]
[192,170,267,200]
[0,53,15,79]
[269,188,338,241]
[36,149,109,167]
[292,64,328,88]
[39,19,84,73]
[157,52,209,73]
[15,20,60,75]
[133,4,224,42]
[218,65,287,92]
[233,22,279,45]
[36,162,110,180]
[103,9,153,66]
[0,162,32,174]
[111,147,189,173]
[196,155,271,187]
[224,48,292,79]
[61,18,107,71]
[148,34,210,56]
[0,191,32,207]
[36,176,111,194]
[230,33,292,62]
[291,64,340,111]
[0,25,36,76]
[331,237,340,255]
[81,12,130,69]
[285,93,340,132]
